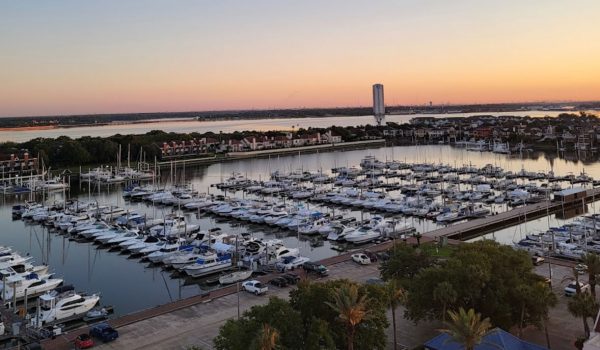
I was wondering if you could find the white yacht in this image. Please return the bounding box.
[0,274,63,301]
[34,290,99,325]
[183,253,233,277]
[343,226,381,244]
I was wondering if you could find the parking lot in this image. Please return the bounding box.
[61,254,587,350]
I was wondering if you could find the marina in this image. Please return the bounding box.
[2,143,600,346]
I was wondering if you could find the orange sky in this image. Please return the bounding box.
[1,0,599,117]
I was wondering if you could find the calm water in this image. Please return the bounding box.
[2,144,600,316]
[0,110,573,142]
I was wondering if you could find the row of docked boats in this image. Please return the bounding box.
[80,165,155,184]
[0,245,107,327]
[12,199,306,283]
[513,214,600,261]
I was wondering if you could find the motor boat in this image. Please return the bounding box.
[343,226,381,244]
[219,270,252,285]
[183,253,232,278]
[0,273,63,301]
[33,289,99,325]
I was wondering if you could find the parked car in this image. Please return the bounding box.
[366,277,384,285]
[276,256,310,272]
[575,263,588,275]
[362,250,378,262]
[242,280,269,295]
[376,251,390,262]
[269,277,288,288]
[74,333,94,349]
[351,253,371,265]
[564,281,590,297]
[90,323,119,342]
[281,273,301,285]
[302,261,329,276]
[531,256,545,266]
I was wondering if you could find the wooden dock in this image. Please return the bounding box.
[424,187,600,241]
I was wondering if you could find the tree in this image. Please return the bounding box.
[582,253,600,298]
[433,281,457,323]
[325,284,371,350]
[379,243,433,285]
[385,280,406,350]
[568,292,599,339]
[516,284,534,337]
[403,240,555,331]
[440,308,492,350]
[217,280,388,350]
[529,282,558,349]
[214,297,304,350]
[290,279,388,350]
[255,324,279,350]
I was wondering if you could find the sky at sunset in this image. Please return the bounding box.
[1,0,599,117]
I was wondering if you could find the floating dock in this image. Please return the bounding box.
[424,187,600,241]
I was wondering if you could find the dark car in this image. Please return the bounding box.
[362,250,378,262]
[269,277,289,287]
[281,273,301,285]
[366,277,384,286]
[90,323,119,342]
[376,251,390,262]
[302,261,329,276]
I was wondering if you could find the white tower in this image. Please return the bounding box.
[372,83,385,126]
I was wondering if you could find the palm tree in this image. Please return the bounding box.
[582,253,600,298]
[325,284,370,350]
[561,267,582,294]
[256,323,279,350]
[386,280,406,350]
[568,292,599,339]
[516,284,535,337]
[531,282,558,349]
[433,281,457,323]
[440,308,492,350]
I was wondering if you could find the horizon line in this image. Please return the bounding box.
[2,99,599,120]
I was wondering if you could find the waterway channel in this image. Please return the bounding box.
[0,110,574,142]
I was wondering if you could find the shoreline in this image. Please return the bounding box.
[2,107,596,133]
[0,125,58,132]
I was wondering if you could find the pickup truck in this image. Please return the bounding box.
[90,322,119,342]
[302,261,329,276]
[241,280,268,295]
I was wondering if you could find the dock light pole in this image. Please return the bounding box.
[236,236,240,320]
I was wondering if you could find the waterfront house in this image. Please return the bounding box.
[415,128,429,139]
[473,127,492,139]
[321,131,342,143]
[428,129,446,139]
[273,136,293,148]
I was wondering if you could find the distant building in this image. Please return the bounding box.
[372,83,385,126]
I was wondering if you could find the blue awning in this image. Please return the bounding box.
[424,328,548,350]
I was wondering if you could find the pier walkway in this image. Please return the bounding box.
[424,187,600,241]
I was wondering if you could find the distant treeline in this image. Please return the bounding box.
[0,125,374,168]
[3,101,600,128]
